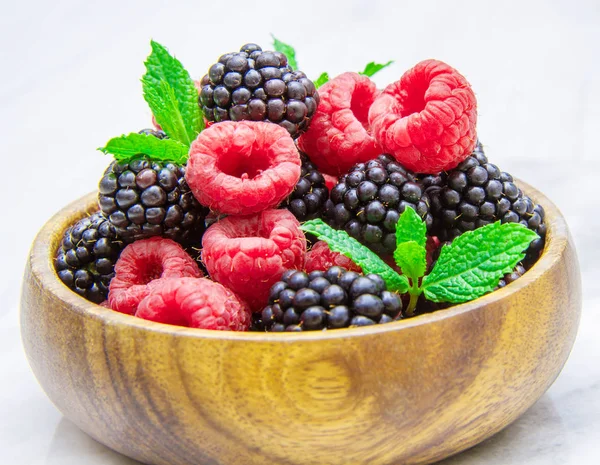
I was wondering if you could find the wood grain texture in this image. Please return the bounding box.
[20,182,581,465]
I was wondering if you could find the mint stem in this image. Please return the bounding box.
[405,279,422,317]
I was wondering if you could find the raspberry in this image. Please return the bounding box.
[108,237,202,315]
[186,121,301,215]
[323,173,338,192]
[135,277,251,331]
[201,209,306,311]
[368,60,477,173]
[304,241,362,274]
[298,73,382,176]
[425,236,441,270]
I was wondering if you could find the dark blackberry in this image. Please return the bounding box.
[98,130,209,244]
[281,152,329,221]
[324,154,433,255]
[421,142,546,260]
[256,268,403,332]
[55,212,124,303]
[496,264,527,289]
[199,43,319,138]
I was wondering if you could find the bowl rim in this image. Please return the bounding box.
[26,181,568,342]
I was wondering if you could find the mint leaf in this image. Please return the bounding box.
[393,241,427,280]
[301,219,408,293]
[143,78,190,145]
[143,40,203,144]
[314,72,329,89]
[359,60,393,77]
[98,133,189,165]
[422,222,539,303]
[395,207,427,248]
[271,34,298,70]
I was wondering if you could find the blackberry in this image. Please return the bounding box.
[199,43,319,138]
[55,212,124,303]
[254,267,403,332]
[421,142,546,259]
[496,264,526,289]
[98,130,209,244]
[324,154,433,255]
[281,153,329,221]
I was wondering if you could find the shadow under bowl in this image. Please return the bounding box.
[21,182,581,465]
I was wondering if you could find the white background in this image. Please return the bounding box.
[1,0,599,464]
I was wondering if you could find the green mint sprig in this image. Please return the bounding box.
[142,79,190,146]
[358,60,394,77]
[271,34,298,70]
[314,72,330,89]
[422,223,539,303]
[269,35,392,88]
[142,40,203,146]
[302,209,539,317]
[300,220,409,293]
[312,60,393,88]
[98,133,188,165]
[99,40,202,165]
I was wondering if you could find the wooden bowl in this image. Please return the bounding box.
[21,182,581,465]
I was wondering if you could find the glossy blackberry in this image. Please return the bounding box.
[281,152,329,221]
[199,43,319,138]
[324,154,433,255]
[496,264,527,289]
[421,142,546,259]
[254,267,403,332]
[98,133,209,244]
[55,212,124,303]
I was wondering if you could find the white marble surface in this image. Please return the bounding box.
[1,0,599,463]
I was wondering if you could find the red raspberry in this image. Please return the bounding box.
[135,277,251,331]
[186,121,301,215]
[108,237,202,315]
[202,209,306,311]
[304,241,362,273]
[368,59,477,174]
[322,173,338,192]
[297,72,382,176]
[426,235,441,269]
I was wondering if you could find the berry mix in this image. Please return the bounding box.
[55,38,545,332]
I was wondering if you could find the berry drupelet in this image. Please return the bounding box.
[55,212,124,303]
[253,267,403,332]
[496,264,527,289]
[98,130,209,244]
[324,154,433,255]
[199,43,319,138]
[420,142,546,258]
[281,152,329,221]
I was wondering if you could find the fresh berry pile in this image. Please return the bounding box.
[53,37,547,332]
